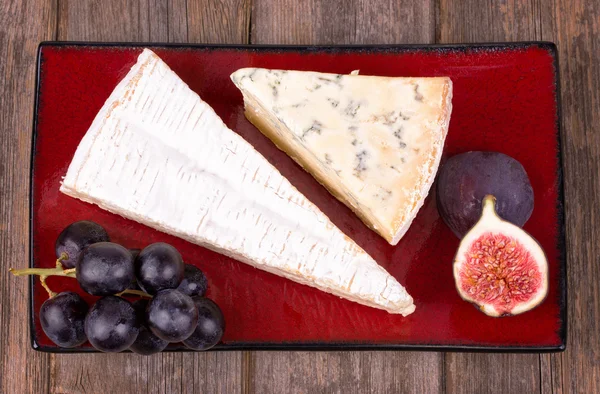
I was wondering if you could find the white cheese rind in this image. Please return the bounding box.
[60,49,415,316]
[231,68,452,245]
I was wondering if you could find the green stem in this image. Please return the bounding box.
[56,253,68,269]
[118,289,152,298]
[9,266,77,278]
[9,266,152,298]
[39,276,57,298]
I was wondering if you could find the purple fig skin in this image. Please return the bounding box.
[436,151,534,238]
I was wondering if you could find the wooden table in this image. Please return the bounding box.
[1,0,598,393]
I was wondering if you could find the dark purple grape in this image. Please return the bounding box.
[40,292,88,348]
[177,264,208,297]
[147,289,198,342]
[183,298,225,351]
[129,248,141,260]
[132,298,150,319]
[85,296,139,352]
[135,243,184,295]
[128,279,141,291]
[129,299,168,355]
[436,151,534,238]
[76,242,135,296]
[128,250,142,290]
[55,221,110,268]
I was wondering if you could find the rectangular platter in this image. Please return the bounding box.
[30,42,566,352]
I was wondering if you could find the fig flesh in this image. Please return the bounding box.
[453,195,548,317]
[437,151,534,238]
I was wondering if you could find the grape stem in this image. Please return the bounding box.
[9,260,152,298]
[56,252,67,269]
[117,289,152,298]
[9,257,79,298]
[39,276,56,298]
[9,265,77,278]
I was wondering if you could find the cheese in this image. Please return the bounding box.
[60,49,415,316]
[231,68,452,245]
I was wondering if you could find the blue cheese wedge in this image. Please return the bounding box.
[231,68,453,245]
[60,49,415,316]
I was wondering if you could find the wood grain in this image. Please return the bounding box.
[248,351,442,394]
[52,352,243,393]
[445,353,541,394]
[57,0,146,41]
[252,0,435,45]
[549,0,600,392]
[140,0,188,43]
[437,0,546,42]
[187,0,252,44]
[0,1,56,393]
[248,2,444,393]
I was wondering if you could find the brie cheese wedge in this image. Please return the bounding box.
[231,68,452,245]
[60,49,415,316]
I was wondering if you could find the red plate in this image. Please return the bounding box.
[30,42,565,352]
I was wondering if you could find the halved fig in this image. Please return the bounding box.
[453,195,548,317]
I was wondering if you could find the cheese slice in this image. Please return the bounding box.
[231,68,452,245]
[60,49,415,316]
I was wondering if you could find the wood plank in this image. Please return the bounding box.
[540,352,564,394]
[59,0,187,42]
[248,2,442,393]
[437,0,544,42]
[549,0,600,392]
[57,0,146,41]
[140,0,188,43]
[51,1,248,393]
[445,353,541,394]
[187,0,252,44]
[248,351,442,394]
[252,0,435,44]
[0,0,57,393]
[52,351,243,393]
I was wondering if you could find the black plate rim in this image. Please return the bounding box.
[29,41,567,353]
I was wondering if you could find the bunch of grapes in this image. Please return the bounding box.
[11,221,224,355]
